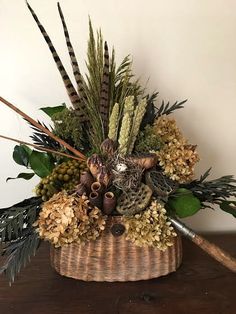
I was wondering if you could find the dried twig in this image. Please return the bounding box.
[0,134,82,161]
[0,96,86,160]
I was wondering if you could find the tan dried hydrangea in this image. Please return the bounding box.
[157,140,199,183]
[123,199,177,251]
[153,116,199,183]
[153,115,182,143]
[34,192,106,248]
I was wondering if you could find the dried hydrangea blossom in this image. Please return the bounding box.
[34,192,106,248]
[123,199,177,251]
[153,115,183,143]
[153,116,199,183]
[157,140,200,183]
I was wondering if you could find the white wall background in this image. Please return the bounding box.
[0,0,235,232]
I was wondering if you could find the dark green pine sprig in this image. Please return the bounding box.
[185,168,236,218]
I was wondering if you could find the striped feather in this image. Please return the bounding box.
[26,1,87,122]
[99,41,110,137]
[57,3,86,101]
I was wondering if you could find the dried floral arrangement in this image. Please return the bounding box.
[0,2,236,284]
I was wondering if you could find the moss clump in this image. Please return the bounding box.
[51,108,84,150]
[135,124,163,153]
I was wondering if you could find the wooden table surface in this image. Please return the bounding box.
[0,234,235,314]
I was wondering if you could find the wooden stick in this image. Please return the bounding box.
[0,134,82,161]
[0,96,86,160]
[169,217,236,273]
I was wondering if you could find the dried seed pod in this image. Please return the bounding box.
[89,191,103,209]
[91,181,104,194]
[117,183,153,215]
[75,183,87,196]
[96,165,111,187]
[80,171,94,189]
[128,153,158,170]
[87,154,103,178]
[103,192,117,215]
[145,170,179,198]
[100,138,117,156]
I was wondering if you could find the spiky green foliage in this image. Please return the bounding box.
[186,168,236,217]
[0,230,40,284]
[140,97,186,129]
[156,100,187,118]
[0,197,42,284]
[27,120,60,150]
[82,21,145,151]
[111,56,144,111]
[141,92,159,129]
[0,197,42,242]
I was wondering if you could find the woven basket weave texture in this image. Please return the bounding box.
[50,216,182,281]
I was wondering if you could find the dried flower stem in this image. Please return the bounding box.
[0,134,82,161]
[0,96,86,160]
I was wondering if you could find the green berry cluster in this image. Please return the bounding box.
[35,159,87,201]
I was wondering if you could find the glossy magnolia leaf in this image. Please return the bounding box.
[40,103,66,117]
[12,145,32,167]
[219,201,236,218]
[6,173,35,182]
[29,151,54,178]
[168,189,201,218]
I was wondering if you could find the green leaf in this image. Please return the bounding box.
[40,104,66,117]
[12,145,32,167]
[29,151,54,178]
[6,173,35,182]
[219,201,236,218]
[168,189,201,218]
[174,188,192,196]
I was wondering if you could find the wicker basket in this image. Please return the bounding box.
[50,216,182,281]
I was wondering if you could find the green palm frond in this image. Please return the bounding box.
[0,230,41,285]
[0,197,42,243]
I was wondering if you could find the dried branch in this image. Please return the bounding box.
[0,134,82,161]
[0,96,86,160]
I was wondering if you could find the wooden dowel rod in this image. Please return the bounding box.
[0,134,82,161]
[0,96,86,160]
[169,217,236,273]
[192,234,236,273]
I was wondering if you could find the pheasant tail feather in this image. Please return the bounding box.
[57,3,87,102]
[26,1,87,122]
[99,41,110,137]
